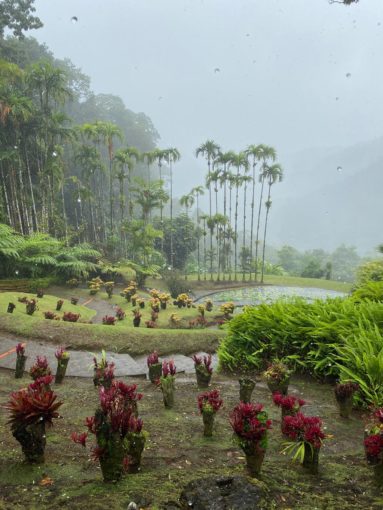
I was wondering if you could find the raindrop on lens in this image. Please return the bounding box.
[52,151,57,157]
[71,16,78,23]
[346,73,351,78]
[337,166,342,172]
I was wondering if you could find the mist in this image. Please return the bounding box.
[32,0,383,252]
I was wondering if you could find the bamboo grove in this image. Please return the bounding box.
[0,53,283,281]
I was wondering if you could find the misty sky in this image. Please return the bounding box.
[32,0,383,249]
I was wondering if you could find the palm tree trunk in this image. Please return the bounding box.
[222,178,227,280]
[208,160,213,280]
[203,217,207,281]
[255,171,266,282]
[249,160,257,281]
[24,146,39,232]
[234,168,240,281]
[61,183,68,246]
[196,193,201,281]
[242,179,248,281]
[170,159,174,268]
[261,184,272,283]
[0,165,13,227]
[228,182,232,280]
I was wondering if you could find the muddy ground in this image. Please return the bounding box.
[0,367,382,510]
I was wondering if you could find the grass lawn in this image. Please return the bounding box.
[0,368,380,510]
[153,274,353,294]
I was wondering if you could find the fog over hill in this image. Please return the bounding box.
[269,137,383,253]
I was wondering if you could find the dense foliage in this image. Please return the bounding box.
[218,296,383,406]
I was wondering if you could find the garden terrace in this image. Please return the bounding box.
[0,368,380,509]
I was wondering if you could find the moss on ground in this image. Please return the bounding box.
[0,369,381,509]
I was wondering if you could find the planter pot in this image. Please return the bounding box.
[177,302,183,309]
[36,291,44,298]
[55,357,70,384]
[139,302,145,309]
[195,366,212,388]
[98,433,125,482]
[13,421,46,463]
[373,463,383,486]
[241,442,265,477]
[15,355,27,378]
[239,378,256,403]
[131,298,137,306]
[336,395,353,419]
[93,368,112,387]
[133,318,141,328]
[202,411,215,437]
[7,303,16,313]
[148,363,162,383]
[161,377,175,408]
[125,434,146,473]
[56,302,63,311]
[302,443,320,474]
[160,302,167,310]
[26,303,36,315]
[267,378,289,395]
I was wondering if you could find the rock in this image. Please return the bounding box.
[179,475,263,509]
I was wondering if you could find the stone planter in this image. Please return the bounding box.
[93,368,112,388]
[98,433,125,482]
[241,442,265,477]
[195,366,212,388]
[160,301,167,310]
[161,377,175,408]
[55,357,70,384]
[335,395,353,419]
[7,302,16,313]
[202,410,215,437]
[302,443,320,474]
[373,463,383,486]
[15,355,27,378]
[239,378,255,403]
[13,421,46,463]
[125,434,146,473]
[267,378,289,395]
[133,317,141,328]
[131,298,137,307]
[148,363,162,383]
[139,302,145,309]
[56,301,63,311]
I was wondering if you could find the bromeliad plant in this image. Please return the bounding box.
[281,413,326,474]
[26,298,38,315]
[15,343,27,379]
[149,298,160,313]
[334,382,359,419]
[219,302,235,319]
[102,315,116,325]
[160,360,177,408]
[70,297,79,305]
[115,307,126,321]
[104,281,115,298]
[4,378,62,463]
[197,389,223,437]
[132,309,142,327]
[230,402,272,477]
[264,360,291,395]
[93,350,115,388]
[159,292,171,310]
[55,347,70,384]
[192,354,213,388]
[273,393,306,430]
[62,311,80,322]
[72,382,146,481]
[44,310,57,320]
[30,356,52,381]
[197,304,205,317]
[205,299,213,312]
[7,302,16,313]
[364,408,383,485]
[176,293,189,308]
[56,299,64,311]
[147,351,162,383]
[137,297,145,309]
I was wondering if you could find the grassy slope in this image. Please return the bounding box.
[0,368,381,510]
[0,290,224,355]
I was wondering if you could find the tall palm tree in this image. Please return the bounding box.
[229,152,249,281]
[196,140,221,280]
[254,145,277,281]
[153,148,168,240]
[179,193,195,216]
[241,174,253,281]
[191,185,205,280]
[260,163,283,282]
[245,144,265,280]
[163,147,181,268]
[216,151,234,280]
[113,149,134,225]
[199,213,209,280]
[118,146,140,217]
[142,150,157,184]
[132,177,169,224]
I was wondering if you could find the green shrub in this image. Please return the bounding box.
[162,269,190,298]
[336,325,383,407]
[218,297,383,380]
[356,259,383,285]
[351,281,383,303]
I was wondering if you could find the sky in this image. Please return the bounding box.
[31,0,383,250]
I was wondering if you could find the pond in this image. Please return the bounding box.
[198,286,347,306]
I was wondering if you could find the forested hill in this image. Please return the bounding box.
[268,137,383,252]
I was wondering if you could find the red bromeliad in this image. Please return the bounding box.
[162,360,176,377]
[71,431,88,447]
[198,389,223,414]
[29,355,52,380]
[282,413,325,449]
[273,393,305,412]
[16,343,25,356]
[147,351,159,367]
[192,354,213,374]
[230,402,272,442]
